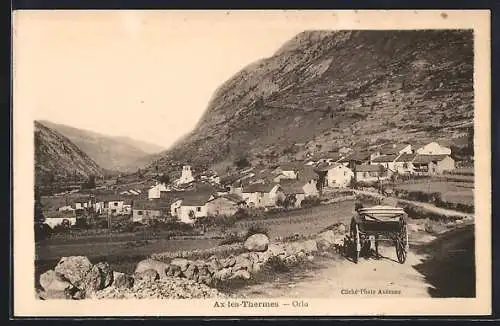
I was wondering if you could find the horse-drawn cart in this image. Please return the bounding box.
[350,205,409,264]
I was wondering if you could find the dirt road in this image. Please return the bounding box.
[230,223,475,299]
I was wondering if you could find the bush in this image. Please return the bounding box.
[265,256,289,273]
[301,197,321,208]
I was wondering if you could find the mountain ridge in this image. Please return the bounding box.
[38,120,164,172]
[34,121,104,184]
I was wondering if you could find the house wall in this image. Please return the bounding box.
[303,180,319,197]
[437,156,455,173]
[45,217,77,229]
[107,201,125,215]
[171,200,182,217]
[58,205,74,212]
[123,204,132,215]
[132,209,161,222]
[326,166,354,188]
[93,202,105,214]
[178,205,208,224]
[148,183,167,199]
[355,171,388,182]
[242,192,264,208]
[394,161,415,174]
[206,198,239,217]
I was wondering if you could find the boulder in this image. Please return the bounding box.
[170,258,190,272]
[135,269,160,282]
[244,233,270,252]
[316,238,332,251]
[318,230,336,245]
[302,240,318,253]
[230,269,251,280]
[296,251,307,261]
[206,260,220,275]
[285,255,298,265]
[54,256,93,288]
[94,262,114,288]
[112,272,134,289]
[222,256,236,268]
[167,264,182,277]
[135,259,169,279]
[183,264,198,279]
[335,223,347,235]
[233,255,253,272]
[267,243,285,256]
[39,270,56,292]
[213,268,232,281]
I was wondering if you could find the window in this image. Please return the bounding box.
[196,207,201,212]
[344,171,347,176]
[403,163,408,168]
[138,211,143,215]
[364,172,368,178]
[111,209,116,214]
[114,202,118,206]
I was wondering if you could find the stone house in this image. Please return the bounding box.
[206,194,246,217]
[354,164,388,183]
[412,154,455,175]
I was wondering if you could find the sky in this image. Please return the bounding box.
[14,10,317,149]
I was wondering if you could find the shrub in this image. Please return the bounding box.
[301,197,321,208]
[265,256,289,273]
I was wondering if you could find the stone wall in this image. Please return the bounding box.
[37,226,346,300]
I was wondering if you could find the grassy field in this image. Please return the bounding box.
[394,181,474,206]
[230,200,356,238]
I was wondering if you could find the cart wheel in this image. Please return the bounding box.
[350,220,360,264]
[395,220,408,264]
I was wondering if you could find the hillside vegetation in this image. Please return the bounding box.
[39,120,163,173]
[148,30,473,173]
[34,121,104,184]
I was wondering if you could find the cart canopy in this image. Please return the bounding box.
[358,205,406,220]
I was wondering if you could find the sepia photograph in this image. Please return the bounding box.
[13,10,491,316]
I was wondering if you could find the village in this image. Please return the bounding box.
[39,140,462,230]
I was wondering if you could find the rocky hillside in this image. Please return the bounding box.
[39,120,163,172]
[34,121,104,184]
[149,30,474,172]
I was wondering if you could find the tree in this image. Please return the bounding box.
[158,174,170,185]
[234,157,251,169]
[82,175,96,189]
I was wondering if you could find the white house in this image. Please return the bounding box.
[412,154,456,175]
[174,165,195,186]
[316,164,354,188]
[148,182,168,199]
[371,154,399,172]
[241,183,283,208]
[394,153,417,175]
[415,142,451,155]
[171,191,216,224]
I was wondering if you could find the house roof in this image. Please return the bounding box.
[298,165,319,181]
[95,194,124,202]
[339,151,370,163]
[133,200,162,211]
[243,182,278,194]
[413,154,451,164]
[219,193,245,203]
[179,191,215,206]
[355,164,386,172]
[277,162,303,171]
[279,180,306,194]
[371,154,399,163]
[395,153,417,162]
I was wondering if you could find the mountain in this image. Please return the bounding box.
[148,30,474,173]
[38,121,164,172]
[34,121,104,184]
